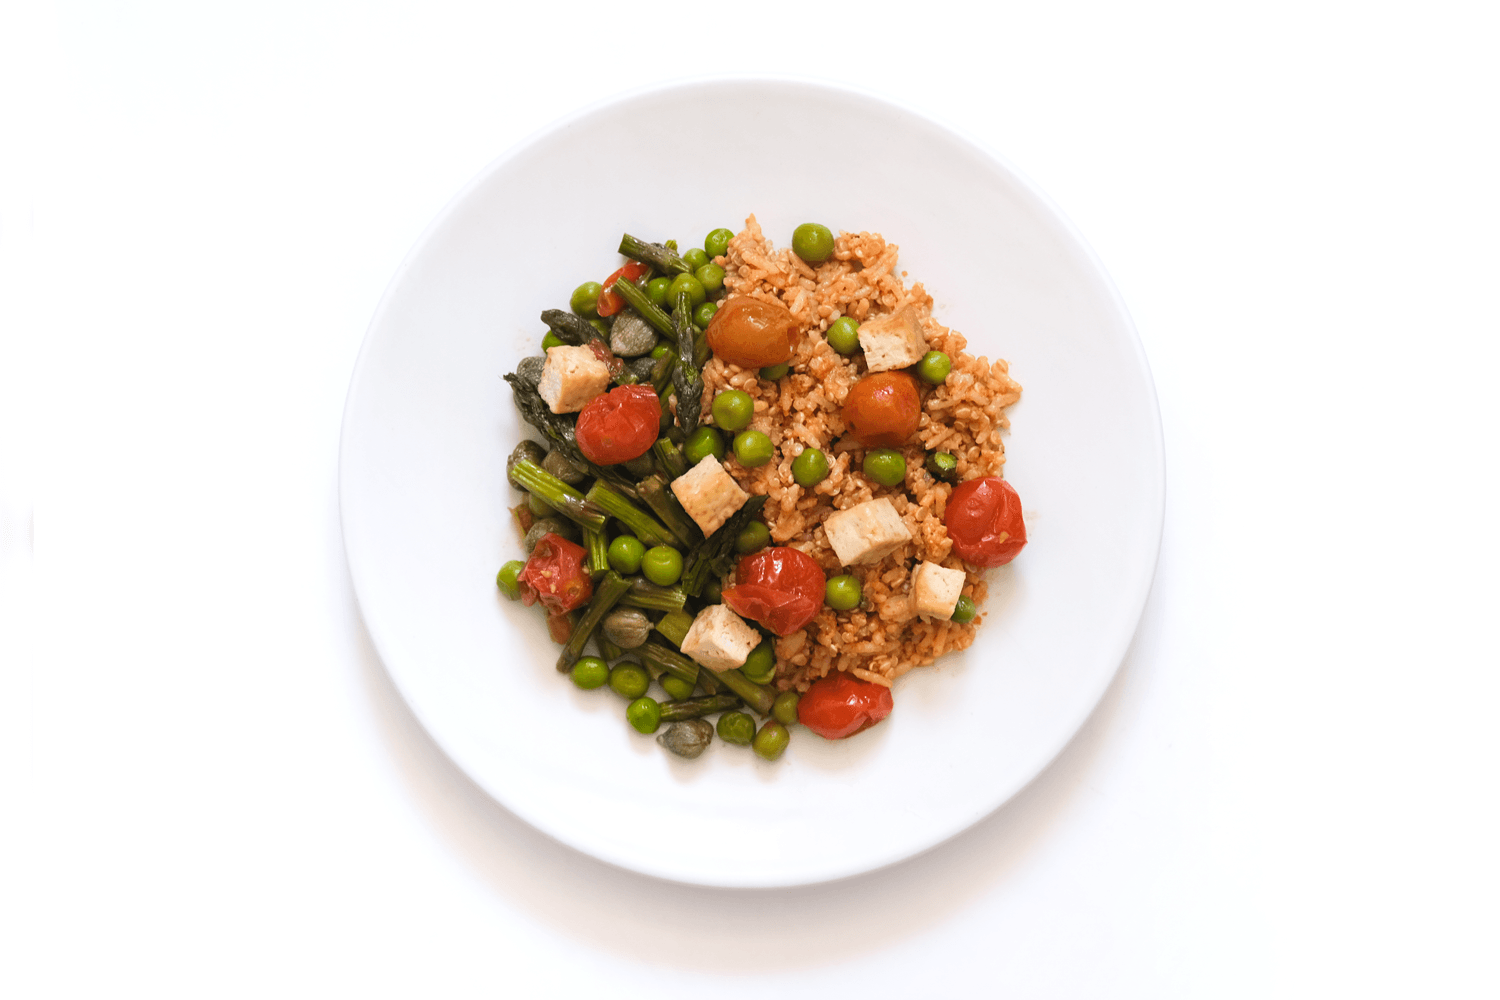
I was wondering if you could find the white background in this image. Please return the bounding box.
[2,2,1496,996]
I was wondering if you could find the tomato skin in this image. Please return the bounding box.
[843,372,921,448]
[721,546,824,636]
[520,533,593,614]
[944,477,1027,567]
[597,261,652,317]
[704,297,800,368]
[797,671,894,740]
[575,385,661,465]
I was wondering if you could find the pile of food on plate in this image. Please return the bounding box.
[497,216,1025,763]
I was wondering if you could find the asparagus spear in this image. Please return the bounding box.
[556,570,632,672]
[618,577,687,612]
[539,309,604,346]
[652,437,687,480]
[650,347,678,395]
[503,373,641,497]
[507,458,607,531]
[680,494,768,597]
[640,640,701,686]
[608,274,674,336]
[710,667,777,715]
[672,290,704,436]
[659,694,742,722]
[583,524,610,577]
[637,473,702,549]
[585,481,675,548]
[618,234,691,275]
[654,609,695,648]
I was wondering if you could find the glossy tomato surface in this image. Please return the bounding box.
[721,546,824,636]
[596,260,651,317]
[797,671,894,740]
[520,533,593,613]
[704,297,799,368]
[843,371,920,448]
[944,476,1026,567]
[575,384,661,465]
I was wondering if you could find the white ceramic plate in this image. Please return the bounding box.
[340,78,1163,887]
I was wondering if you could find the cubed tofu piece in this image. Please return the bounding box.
[538,345,611,414]
[670,454,749,536]
[856,303,928,373]
[911,560,966,619]
[680,604,761,672]
[823,497,912,566]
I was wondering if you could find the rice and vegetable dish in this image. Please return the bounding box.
[497,217,1025,762]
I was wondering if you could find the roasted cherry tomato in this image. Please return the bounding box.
[797,671,894,739]
[944,476,1026,567]
[843,371,921,448]
[704,296,799,369]
[520,533,593,614]
[597,260,652,317]
[721,546,824,636]
[575,384,661,465]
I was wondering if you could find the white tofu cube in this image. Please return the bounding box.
[856,304,928,373]
[823,497,912,566]
[680,604,761,673]
[538,345,611,413]
[670,454,749,536]
[911,560,966,620]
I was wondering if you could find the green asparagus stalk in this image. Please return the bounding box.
[681,494,768,596]
[585,481,675,548]
[618,234,691,275]
[659,694,742,722]
[618,577,687,612]
[596,634,625,661]
[609,275,674,336]
[654,609,695,648]
[539,309,603,346]
[556,570,632,672]
[652,437,687,480]
[672,291,704,436]
[503,374,638,496]
[508,458,608,531]
[637,474,702,549]
[710,667,777,715]
[640,640,701,686]
[650,348,678,395]
[583,524,610,576]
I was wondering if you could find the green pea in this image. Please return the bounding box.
[917,350,951,384]
[495,560,526,600]
[735,520,770,555]
[772,691,800,727]
[704,228,734,257]
[825,574,862,611]
[717,711,756,745]
[626,696,662,734]
[650,342,672,359]
[695,262,725,294]
[759,363,789,380]
[693,300,718,329]
[667,272,706,308]
[645,276,673,308]
[733,429,773,468]
[711,389,754,431]
[642,545,683,586]
[863,448,906,488]
[660,673,695,701]
[791,222,835,263]
[570,281,603,318]
[924,451,958,482]
[571,656,610,690]
[791,447,830,488]
[951,595,977,623]
[753,720,790,760]
[541,331,566,351]
[702,578,723,604]
[607,535,645,575]
[681,247,709,271]
[526,491,553,517]
[609,662,650,700]
[741,640,775,684]
[826,316,860,355]
[683,426,725,465]
[588,318,610,338]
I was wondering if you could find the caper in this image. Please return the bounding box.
[657,719,713,758]
[506,439,546,488]
[601,607,652,649]
[542,449,589,485]
[523,516,577,553]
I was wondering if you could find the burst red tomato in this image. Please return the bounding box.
[520,533,593,614]
[721,546,824,636]
[944,476,1026,567]
[575,384,661,465]
[797,671,894,739]
[704,296,799,368]
[842,371,921,448]
[596,261,652,317]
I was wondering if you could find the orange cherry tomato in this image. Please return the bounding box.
[944,476,1026,567]
[843,371,920,448]
[575,384,660,465]
[597,261,652,317]
[721,546,824,636]
[704,297,800,368]
[797,671,894,739]
[520,533,593,614]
